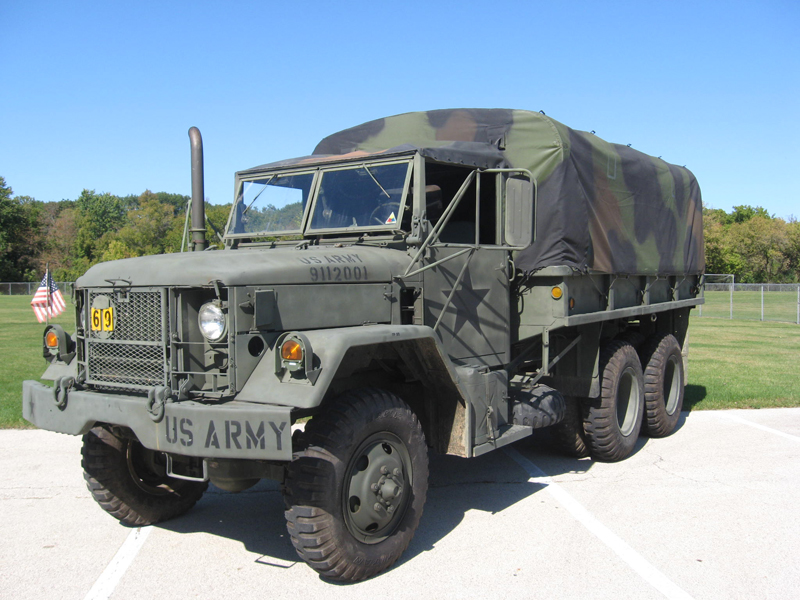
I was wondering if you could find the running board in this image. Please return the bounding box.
[473,424,533,457]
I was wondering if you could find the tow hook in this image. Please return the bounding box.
[53,376,75,409]
[146,386,172,422]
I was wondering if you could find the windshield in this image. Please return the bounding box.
[229,172,314,235]
[308,162,410,231]
[226,159,412,239]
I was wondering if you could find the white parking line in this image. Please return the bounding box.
[719,413,800,442]
[84,526,152,600]
[503,447,695,600]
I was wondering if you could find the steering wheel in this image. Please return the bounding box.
[370,202,401,225]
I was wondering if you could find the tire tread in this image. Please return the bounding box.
[283,388,428,581]
[639,333,684,437]
[583,341,645,462]
[81,427,207,526]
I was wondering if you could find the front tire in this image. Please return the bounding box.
[283,388,428,582]
[583,341,645,462]
[81,427,207,526]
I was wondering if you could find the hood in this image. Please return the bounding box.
[76,246,411,288]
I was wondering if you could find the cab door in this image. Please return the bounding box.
[422,244,510,367]
[417,167,529,367]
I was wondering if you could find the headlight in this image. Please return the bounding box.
[198,301,227,342]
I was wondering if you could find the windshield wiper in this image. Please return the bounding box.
[364,165,391,198]
[241,175,275,217]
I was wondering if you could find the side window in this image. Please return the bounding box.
[425,163,498,245]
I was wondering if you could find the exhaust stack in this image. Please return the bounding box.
[188,127,207,251]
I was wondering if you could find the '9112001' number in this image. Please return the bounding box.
[309,266,368,282]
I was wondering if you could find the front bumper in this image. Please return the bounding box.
[22,380,293,461]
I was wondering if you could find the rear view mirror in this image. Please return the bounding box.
[504,175,534,247]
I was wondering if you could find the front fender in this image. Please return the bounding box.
[237,324,463,410]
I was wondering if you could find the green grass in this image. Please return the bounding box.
[685,318,800,410]
[0,296,74,427]
[1,296,798,427]
[700,290,800,323]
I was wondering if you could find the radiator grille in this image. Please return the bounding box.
[86,290,167,389]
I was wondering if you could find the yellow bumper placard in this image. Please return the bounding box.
[91,307,114,332]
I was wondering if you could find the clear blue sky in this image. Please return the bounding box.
[2,0,798,218]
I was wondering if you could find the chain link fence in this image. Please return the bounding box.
[0,282,75,296]
[4,278,797,324]
[700,275,800,324]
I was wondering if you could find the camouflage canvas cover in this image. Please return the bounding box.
[249,109,705,276]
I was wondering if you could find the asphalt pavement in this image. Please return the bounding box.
[2,408,799,600]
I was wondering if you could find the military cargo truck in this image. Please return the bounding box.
[24,109,704,581]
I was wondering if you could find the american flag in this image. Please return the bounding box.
[31,270,66,323]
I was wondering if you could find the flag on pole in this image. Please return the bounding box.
[31,270,66,323]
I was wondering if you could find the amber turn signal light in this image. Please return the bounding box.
[281,339,303,362]
[551,286,563,300]
[45,330,59,348]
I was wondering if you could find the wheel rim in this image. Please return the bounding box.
[664,354,681,415]
[616,366,640,436]
[343,431,413,545]
[126,442,173,496]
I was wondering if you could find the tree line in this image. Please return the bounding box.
[1,175,799,283]
[0,176,229,282]
[703,205,800,283]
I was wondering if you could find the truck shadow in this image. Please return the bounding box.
[404,447,576,562]
[400,425,684,572]
[158,480,300,566]
[158,436,596,577]
[683,384,708,411]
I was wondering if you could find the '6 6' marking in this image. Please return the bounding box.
[164,416,287,451]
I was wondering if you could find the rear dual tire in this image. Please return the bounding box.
[639,333,684,437]
[583,341,645,462]
[574,334,684,461]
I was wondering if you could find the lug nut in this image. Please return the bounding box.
[381,466,389,475]
[373,503,382,512]
[393,468,400,477]
[371,483,379,492]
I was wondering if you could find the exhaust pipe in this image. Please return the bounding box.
[188,127,207,251]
